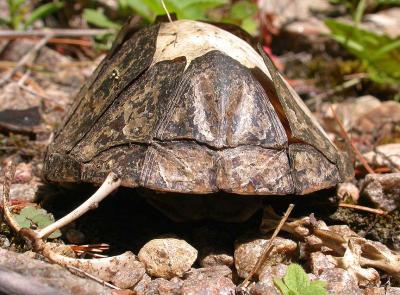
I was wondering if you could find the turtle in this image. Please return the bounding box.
[43,18,353,222]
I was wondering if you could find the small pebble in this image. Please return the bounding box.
[234,235,297,278]
[138,237,198,279]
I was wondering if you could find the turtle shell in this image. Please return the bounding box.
[43,19,353,196]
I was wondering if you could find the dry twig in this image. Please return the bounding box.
[67,265,120,290]
[0,29,114,38]
[338,203,387,215]
[241,203,295,288]
[330,106,375,174]
[0,34,53,86]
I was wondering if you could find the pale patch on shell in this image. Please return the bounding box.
[152,20,271,78]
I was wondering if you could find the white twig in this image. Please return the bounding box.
[1,162,21,233]
[36,173,121,239]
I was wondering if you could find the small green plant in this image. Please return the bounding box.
[13,205,61,239]
[223,0,258,34]
[325,19,400,85]
[83,0,258,34]
[83,0,229,30]
[274,264,328,295]
[0,0,64,30]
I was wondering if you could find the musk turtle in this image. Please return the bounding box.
[43,19,353,221]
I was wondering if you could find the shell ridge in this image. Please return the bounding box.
[253,79,288,148]
[257,44,338,163]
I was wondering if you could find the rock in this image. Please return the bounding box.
[180,275,235,295]
[0,235,11,248]
[192,226,234,268]
[363,287,385,295]
[364,8,400,38]
[234,236,297,278]
[0,182,40,203]
[183,265,233,281]
[258,264,288,285]
[258,0,332,28]
[142,278,181,295]
[387,287,400,295]
[200,252,234,269]
[309,252,337,276]
[132,273,151,295]
[250,264,288,295]
[0,248,112,295]
[355,101,400,147]
[14,162,33,184]
[362,173,400,212]
[250,283,281,295]
[329,96,382,131]
[337,182,360,202]
[65,229,86,245]
[138,237,198,279]
[180,266,235,294]
[319,268,362,295]
[363,144,400,170]
[0,266,67,295]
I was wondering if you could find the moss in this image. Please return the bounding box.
[330,207,400,250]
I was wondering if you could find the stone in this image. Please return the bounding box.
[258,0,332,28]
[328,96,382,131]
[0,248,112,295]
[65,229,86,245]
[364,8,400,38]
[234,236,297,278]
[14,162,33,184]
[142,278,181,295]
[309,252,337,276]
[319,268,362,295]
[363,144,400,170]
[180,275,235,295]
[0,182,40,204]
[200,252,234,269]
[363,287,385,295]
[250,283,281,295]
[132,273,151,295]
[192,226,234,268]
[337,182,360,202]
[250,264,288,295]
[180,266,235,294]
[362,173,400,212]
[183,265,233,281]
[387,287,400,295]
[0,266,67,295]
[138,237,198,279]
[355,101,400,148]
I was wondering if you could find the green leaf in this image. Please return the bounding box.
[353,0,366,26]
[230,0,257,20]
[13,205,62,239]
[241,17,257,34]
[83,8,121,30]
[325,18,400,85]
[301,281,328,295]
[274,278,291,295]
[13,214,31,228]
[283,264,310,291]
[125,0,157,21]
[274,264,328,295]
[24,1,64,29]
